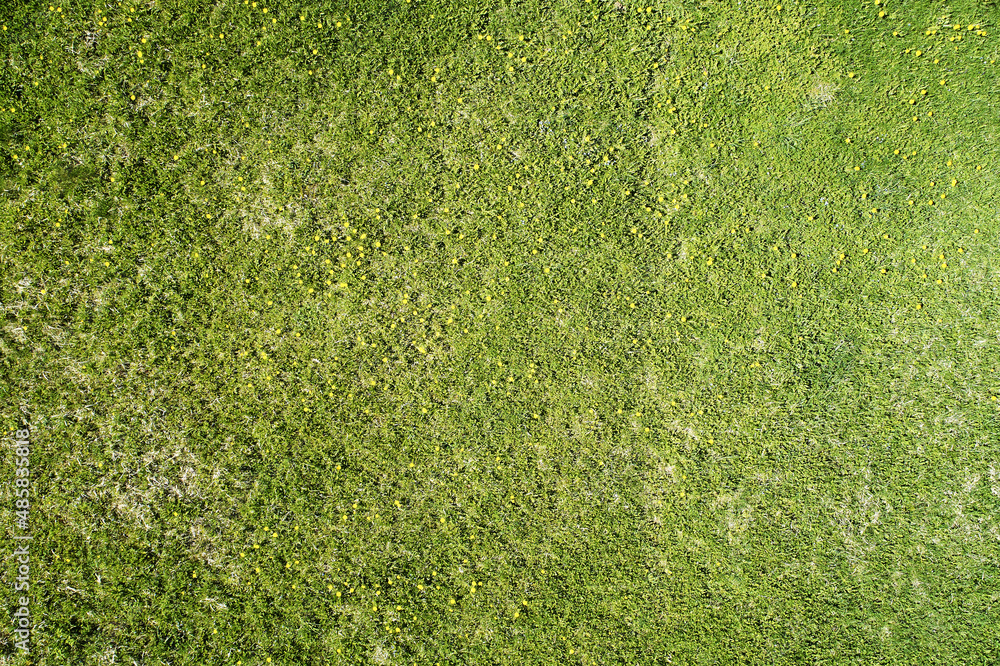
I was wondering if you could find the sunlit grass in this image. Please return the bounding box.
[1,0,998,664]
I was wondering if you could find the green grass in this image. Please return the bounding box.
[2,0,999,663]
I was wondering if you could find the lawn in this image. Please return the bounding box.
[1,0,998,663]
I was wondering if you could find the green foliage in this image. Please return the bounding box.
[1,0,998,664]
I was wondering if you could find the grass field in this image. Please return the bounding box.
[2,0,999,663]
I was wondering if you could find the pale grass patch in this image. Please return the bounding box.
[642,362,660,394]
[579,371,599,392]
[765,365,793,389]
[676,236,694,262]
[4,324,28,345]
[805,80,838,110]
[664,418,697,442]
[567,410,601,443]
[711,488,758,546]
[371,642,393,665]
[641,444,678,526]
[108,478,154,531]
[693,163,713,186]
[93,644,118,665]
[821,477,885,563]
[961,472,981,494]
[200,597,227,612]
[533,440,551,472]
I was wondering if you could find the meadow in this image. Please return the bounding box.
[1,0,999,663]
